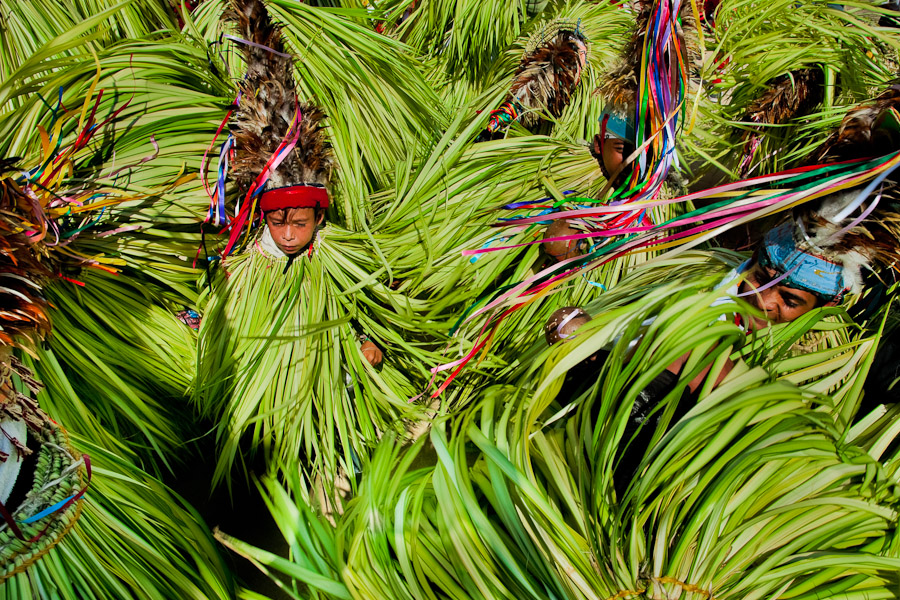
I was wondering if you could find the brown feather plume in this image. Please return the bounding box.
[507,25,588,127]
[478,23,587,140]
[807,85,900,165]
[226,0,333,193]
[744,68,825,128]
[596,1,653,114]
[834,187,900,272]
[737,68,825,176]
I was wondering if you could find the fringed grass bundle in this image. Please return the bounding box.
[218,264,899,600]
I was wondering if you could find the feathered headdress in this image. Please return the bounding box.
[807,85,900,166]
[738,68,825,176]
[759,183,900,303]
[481,21,588,138]
[748,86,900,301]
[221,0,334,256]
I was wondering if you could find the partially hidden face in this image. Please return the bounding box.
[601,136,626,174]
[591,134,633,185]
[738,262,823,330]
[264,207,324,256]
[573,39,588,84]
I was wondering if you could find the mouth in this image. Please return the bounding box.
[279,245,299,254]
[742,296,770,331]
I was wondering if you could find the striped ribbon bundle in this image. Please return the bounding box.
[431,151,900,394]
[593,0,691,234]
[617,0,687,205]
[13,71,172,276]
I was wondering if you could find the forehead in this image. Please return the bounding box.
[266,207,316,221]
[753,264,819,303]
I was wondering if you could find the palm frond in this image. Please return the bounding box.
[221,263,899,599]
[683,0,900,180]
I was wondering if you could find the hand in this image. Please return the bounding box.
[361,340,383,367]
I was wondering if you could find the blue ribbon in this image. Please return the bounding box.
[19,494,77,525]
[209,134,233,227]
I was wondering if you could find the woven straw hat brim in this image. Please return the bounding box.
[0,420,84,582]
[0,433,235,599]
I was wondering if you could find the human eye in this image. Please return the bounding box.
[781,294,800,309]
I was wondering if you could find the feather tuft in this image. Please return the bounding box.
[0,177,52,353]
[226,0,333,192]
[808,85,900,164]
[508,23,588,127]
[744,68,825,128]
[793,183,900,291]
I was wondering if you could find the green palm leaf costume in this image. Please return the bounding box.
[0,88,232,597]
[193,0,459,489]
[220,255,900,600]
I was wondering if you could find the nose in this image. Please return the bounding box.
[755,288,781,322]
[282,225,296,241]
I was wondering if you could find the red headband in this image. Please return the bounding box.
[259,185,329,212]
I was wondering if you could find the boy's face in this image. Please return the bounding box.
[264,207,323,256]
[601,136,626,175]
[591,134,633,185]
[738,262,822,330]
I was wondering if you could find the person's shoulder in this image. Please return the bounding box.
[710,260,750,307]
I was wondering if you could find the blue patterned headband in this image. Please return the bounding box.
[758,221,849,303]
[601,114,635,143]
